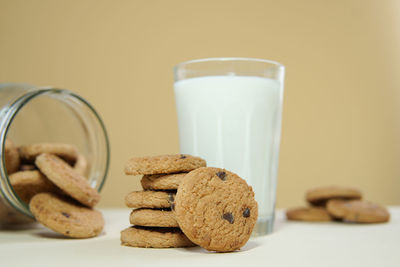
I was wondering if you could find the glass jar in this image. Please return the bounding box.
[0,83,110,226]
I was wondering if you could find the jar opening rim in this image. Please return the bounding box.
[0,87,110,218]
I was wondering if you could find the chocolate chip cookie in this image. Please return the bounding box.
[125,190,175,209]
[30,193,104,238]
[9,170,58,203]
[129,208,178,227]
[174,167,258,252]
[124,154,206,175]
[121,226,195,248]
[306,185,362,206]
[286,207,332,222]
[141,173,187,190]
[19,143,78,164]
[326,199,390,223]
[35,153,100,208]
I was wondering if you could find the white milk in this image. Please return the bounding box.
[174,76,283,225]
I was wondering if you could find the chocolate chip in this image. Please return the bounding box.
[243,208,250,218]
[170,203,175,211]
[180,154,186,159]
[216,171,226,181]
[222,212,234,224]
[61,212,70,218]
[66,231,70,234]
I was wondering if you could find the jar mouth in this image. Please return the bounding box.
[0,88,110,218]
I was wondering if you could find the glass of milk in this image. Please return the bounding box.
[173,58,285,236]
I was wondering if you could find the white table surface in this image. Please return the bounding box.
[1,208,399,267]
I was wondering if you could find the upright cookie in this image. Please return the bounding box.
[29,193,104,238]
[326,199,390,223]
[129,208,178,227]
[141,173,186,190]
[35,153,100,208]
[5,139,20,174]
[19,143,78,164]
[286,207,332,222]
[9,170,58,204]
[174,167,258,252]
[125,191,175,209]
[124,154,206,175]
[121,226,195,248]
[306,185,362,206]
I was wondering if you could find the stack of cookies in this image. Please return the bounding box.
[121,154,206,248]
[2,139,104,238]
[286,185,390,223]
[120,154,259,252]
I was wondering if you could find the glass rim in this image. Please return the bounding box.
[174,57,285,72]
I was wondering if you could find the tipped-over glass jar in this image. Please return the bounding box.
[0,83,110,226]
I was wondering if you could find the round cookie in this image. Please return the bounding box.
[19,143,78,164]
[125,191,175,209]
[35,153,100,208]
[9,170,59,204]
[129,208,178,227]
[4,139,20,174]
[73,153,90,178]
[286,207,332,222]
[174,167,258,252]
[120,226,196,248]
[306,185,362,206]
[141,173,186,190]
[124,154,206,175]
[29,192,104,238]
[326,199,390,223]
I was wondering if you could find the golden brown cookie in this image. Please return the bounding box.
[326,199,390,223]
[9,170,58,204]
[124,154,206,175]
[19,143,78,164]
[174,167,258,252]
[141,173,187,190]
[29,193,104,238]
[35,153,100,208]
[73,153,89,177]
[286,207,332,222]
[125,191,175,209]
[5,139,20,174]
[120,226,196,248]
[306,185,362,206]
[129,208,178,227]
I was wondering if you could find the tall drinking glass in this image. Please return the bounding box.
[173,58,285,236]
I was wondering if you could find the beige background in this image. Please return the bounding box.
[1,0,399,208]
